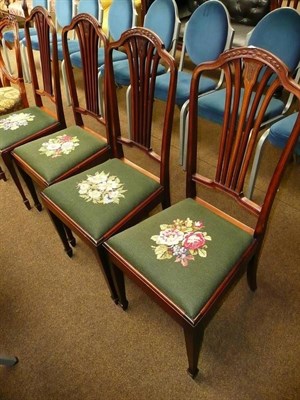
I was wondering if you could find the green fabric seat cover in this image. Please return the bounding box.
[13,125,107,184]
[43,158,161,241]
[0,106,58,150]
[107,198,254,320]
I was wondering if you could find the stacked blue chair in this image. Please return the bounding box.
[247,111,300,198]
[63,0,138,107]
[153,0,234,165]
[181,7,300,171]
[103,0,181,137]
[1,0,50,79]
[20,0,76,82]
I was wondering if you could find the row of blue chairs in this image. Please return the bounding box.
[1,6,300,378]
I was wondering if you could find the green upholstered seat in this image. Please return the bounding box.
[43,158,161,241]
[107,198,253,319]
[13,125,107,184]
[0,106,57,150]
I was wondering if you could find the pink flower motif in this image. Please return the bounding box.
[60,135,73,142]
[183,232,206,250]
[194,221,204,228]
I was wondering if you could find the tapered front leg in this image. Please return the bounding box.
[183,325,204,379]
[16,165,42,211]
[0,166,7,181]
[96,246,119,305]
[111,262,129,310]
[247,253,259,292]
[64,225,76,247]
[2,152,30,209]
[47,210,73,257]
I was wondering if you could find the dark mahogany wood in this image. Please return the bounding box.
[271,0,299,9]
[104,47,300,377]
[12,13,111,210]
[0,7,66,208]
[41,27,178,305]
[0,15,29,182]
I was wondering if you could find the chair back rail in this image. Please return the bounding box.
[105,27,178,188]
[187,47,300,234]
[24,6,65,124]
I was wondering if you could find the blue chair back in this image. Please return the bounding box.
[78,0,102,20]
[183,0,230,66]
[32,0,49,8]
[55,0,75,29]
[108,0,136,41]
[144,0,180,55]
[248,8,300,71]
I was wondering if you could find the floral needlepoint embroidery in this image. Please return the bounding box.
[151,218,212,267]
[0,112,35,131]
[39,135,79,158]
[77,171,127,205]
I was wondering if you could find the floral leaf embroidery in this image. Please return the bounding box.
[0,112,35,131]
[77,171,127,205]
[151,218,212,267]
[39,135,80,158]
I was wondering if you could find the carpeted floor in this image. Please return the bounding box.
[1,64,300,400]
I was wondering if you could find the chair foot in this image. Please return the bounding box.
[66,248,73,258]
[187,366,199,379]
[117,298,128,310]
[0,167,7,181]
[24,199,31,210]
[35,203,43,212]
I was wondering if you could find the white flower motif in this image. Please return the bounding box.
[77,171,127,205]
[0,112,35,131]
[38,135,80,158]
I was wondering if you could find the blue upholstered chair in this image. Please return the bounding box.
[20,0,76,82]
[106,0,181,87]
[104,0,181,137]
[181,7,300,170]
[247,111,300,198]
[103,47,300,379]
[1,0,50,80]
[12,14,112,210]
[153,0,234,165]
[63,0,137,107]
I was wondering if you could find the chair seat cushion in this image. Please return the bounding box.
[13,125,108,184]
[42,158,162,241]
[109,59,167,87]
[0,87,23,115]
[3,27,36,43]
[0,106,57,150]
[198,88,285,125]
[268,113,300,155]
[70,48,127,69]
[154,71,217,106]
[107,198,254,320]
[57,40,80,60]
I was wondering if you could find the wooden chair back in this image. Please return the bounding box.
[62,13,108,135]
[0,15,28,109]
[186,46,300,238]
[24,6,65,126]
[271,0,300,9]
[105,27,177,202]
